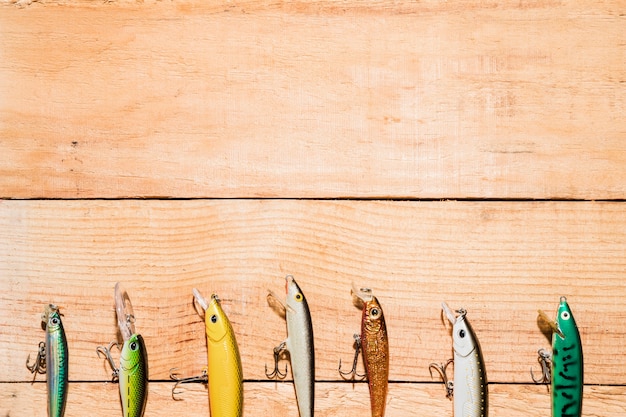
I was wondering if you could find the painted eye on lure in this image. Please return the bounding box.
[295,293,303,302]
[370,307,381,319]
[561,311,570,320]
[50,317,60,326]
[130,341,138,351]
[459,329,466,338]
[210,315,218,323]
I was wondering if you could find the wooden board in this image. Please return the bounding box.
[1,1,624,199]
[1,200,624,387]
[2,383,625,417]
[2,1,625,416]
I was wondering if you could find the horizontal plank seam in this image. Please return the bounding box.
[2,197,626,202]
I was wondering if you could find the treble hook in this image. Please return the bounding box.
[338,334,366,380]
[429,359,454,399]
[169,367,208,401]
[530,348,552,384]
[26,341,47,382]
[265,341,288,379]
[96,340,121,381]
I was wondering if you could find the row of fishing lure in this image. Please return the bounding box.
[27,277,583,417]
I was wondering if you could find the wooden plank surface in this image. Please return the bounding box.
[2,382,625,417]
[1,1,625,199]
[2,1,625,416]
[1,200,624,390]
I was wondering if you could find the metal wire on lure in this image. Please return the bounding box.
[27,304,69,417]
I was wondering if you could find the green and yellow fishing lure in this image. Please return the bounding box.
[533,296,583,417]
[118,333,149,417]
[98,283,149,417]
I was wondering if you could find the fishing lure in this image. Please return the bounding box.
[170,290,243,417]
[531,296,583,417]
[97,283,149,417]
[429,303,488,417]
[339,285,389,417]
[266,275,315,417]
[27,304,69,417]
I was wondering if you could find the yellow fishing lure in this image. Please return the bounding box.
[194,289,243,417]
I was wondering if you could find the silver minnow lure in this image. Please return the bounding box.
[266,275,315,417]
[431,302,488,417]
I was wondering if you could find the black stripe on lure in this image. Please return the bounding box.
[429,302,488,417]
[531,296,583,417]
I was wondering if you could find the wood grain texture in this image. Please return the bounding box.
[2,2,625,416]
[1,200,625,388]
[1,1,624,199]
[1,383,625,417]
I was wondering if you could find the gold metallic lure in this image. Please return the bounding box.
[339,285,389,417]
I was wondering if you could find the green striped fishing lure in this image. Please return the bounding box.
[27,304,69,417]
[97,283,149,417]
[533,296,583,417]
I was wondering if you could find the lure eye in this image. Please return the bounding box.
[50,317,60,326]
[130,341,138,351]
[294,293,303,302]
[370,307,381,319]
[459,329,466,338]
[560,311,571,320]
[210,314,218,323]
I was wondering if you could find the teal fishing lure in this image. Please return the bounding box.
[27,304,69,417]
[532,296,583,417]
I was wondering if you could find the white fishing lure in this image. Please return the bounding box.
[431,302,488,417]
